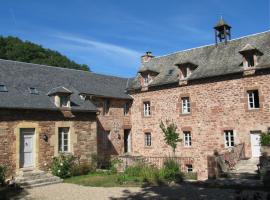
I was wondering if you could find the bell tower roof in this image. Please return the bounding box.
[214,17,231,29]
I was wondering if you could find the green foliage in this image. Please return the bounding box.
[124,164,143,177]
[109,158,122,173]
[141,166,162,184]
[261,133,270,146]
[0,36,89,71]
[161,158,183,183]
[51,154,75,178]
[70,162,94,176]
[183,172,198,180]
[0,165,7,186]
[160,120,182,154]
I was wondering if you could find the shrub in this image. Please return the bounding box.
[261,133,270,146]
[162,158,183,183]
[109,158,122,173]
[116,173,126,185]
[125,165,142,177]
[0,165,6,186]
[51,154,75,178]
[70,162,93,176]
[141,165,162,184]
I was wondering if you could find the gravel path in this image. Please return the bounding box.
[19,183,269,200]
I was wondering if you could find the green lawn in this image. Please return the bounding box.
[64,172,145,187]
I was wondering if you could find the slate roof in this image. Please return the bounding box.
[0,59,131,111]
[128,31,270,90]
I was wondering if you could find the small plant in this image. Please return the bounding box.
[116,173,126,185]
[261,132,270,146]
[125,165,142,177]
[109,158,122,173]
[51,154,75,178]
[161,158,183,183]
[0,165,7,186]
[160,120,181,155]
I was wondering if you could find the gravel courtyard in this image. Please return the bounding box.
[10,183,269,200]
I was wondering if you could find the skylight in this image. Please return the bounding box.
[0,85,8,92]
[29,87,39,95]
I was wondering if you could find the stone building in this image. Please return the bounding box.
[0,19,269,180]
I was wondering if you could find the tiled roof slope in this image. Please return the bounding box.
[128,31,270,90]
[0,59,131,111]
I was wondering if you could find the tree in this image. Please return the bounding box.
[0,36,90,71]
[160,120,181,155]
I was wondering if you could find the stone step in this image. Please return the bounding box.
[22,179,63,188]
[15,170,63,188]
[19,177,62,187]
[227,172,259,179]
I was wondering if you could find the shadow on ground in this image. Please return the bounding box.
[0,186,29,200]
[109,183,270,200]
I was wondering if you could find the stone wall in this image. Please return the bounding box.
[93,97,132,157]
[129,73,270,180]
[0,109,97,175]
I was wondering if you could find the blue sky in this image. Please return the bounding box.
[0,0,269,77]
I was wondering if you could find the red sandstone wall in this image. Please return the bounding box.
[0,109,97,175]
[130,74,270,180]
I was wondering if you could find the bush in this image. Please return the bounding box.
[141,165,162,184]
[0,165,6,186]
[125,165,142,177]
[51,154,75,178]
[161,158,183,183]
[70,162,93,176]
[261,133,270,146]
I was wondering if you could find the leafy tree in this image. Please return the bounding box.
[160,120,181,155]
[0,36,90,71]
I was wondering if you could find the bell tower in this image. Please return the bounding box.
[214,17,231,45]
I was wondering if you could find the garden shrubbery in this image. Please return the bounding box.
[123,158,184,185]
[261,133,270,146]
[0,165,7,186]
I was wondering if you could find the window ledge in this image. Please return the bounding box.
[247,108,260,112]
[144,146,153,149]
[180,113,191,116]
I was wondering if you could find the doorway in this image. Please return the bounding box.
[250,132,261,157]
[20,128,35,168]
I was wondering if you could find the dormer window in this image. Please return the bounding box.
[239,44,263,69]
[60,96,69,107]
[143,74,149,85]
[29,87,39,95]
[0,84,8,92]
[47,86,73,108]
[176,62,198,80]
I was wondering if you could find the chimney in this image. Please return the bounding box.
[141,51,154,63]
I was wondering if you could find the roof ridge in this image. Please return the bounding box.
[0,58,130,80]
[153,30,270,59]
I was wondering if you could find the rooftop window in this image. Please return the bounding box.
[29,87,39,95]
[0,85,8,92]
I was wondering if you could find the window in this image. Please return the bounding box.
[102,131,111,149]
[181,67,188,78]
[168,69,174,75]
[143,101,151,116]
[224,130,234,147]
[60,96,69,107]
[244,55,255,67]
[58,127,69,152]
[247,90,260,109]
[144,75,149,85]
[0,85,8,92]
[184,131,192,147]
[145,132,151,146]
[103,99,110,115]
[124,102,129,115]
[186,164,193,172]
[29,87,39,95]
[181,97,190,114]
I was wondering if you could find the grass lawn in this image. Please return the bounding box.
[64,172,145,187]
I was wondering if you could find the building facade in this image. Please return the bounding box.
[0,20,269,180]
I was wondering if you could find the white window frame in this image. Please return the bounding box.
[143,101,151,116]
[143,74,149,86]
[145,132,151,147]
[181,97,190,114]
[244,55,255,68]
[224,130,234,148]
[186,164,193,172]
[247,90,259,109]
[184,131,192,147]
[58,127,70,152]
